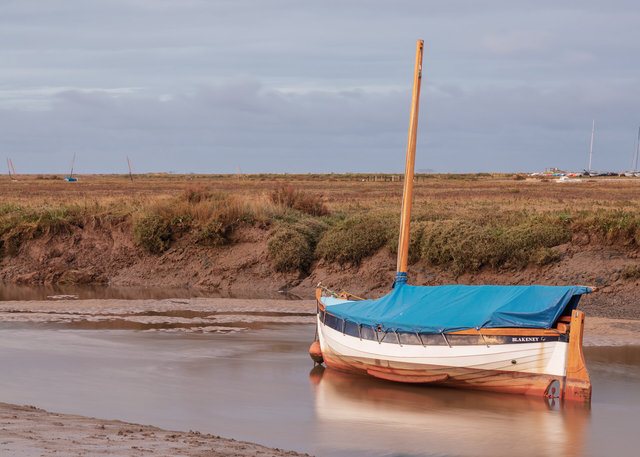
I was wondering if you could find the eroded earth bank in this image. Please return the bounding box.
[0,224,638,319]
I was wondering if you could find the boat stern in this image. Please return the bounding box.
[309,288,325,364]
[564,310,592,402]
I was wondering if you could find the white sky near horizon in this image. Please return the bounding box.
[1,0,639,174]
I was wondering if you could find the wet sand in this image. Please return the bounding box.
[0,403,310,457]
[0,298,316,332]
[0,297,638,344]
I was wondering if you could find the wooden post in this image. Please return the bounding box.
[396,40,424,274]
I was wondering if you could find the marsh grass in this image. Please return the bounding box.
[270,184,329,216]
[621,264,640,279]
[268,218,329,272]
[0,203,101,256]
[315,215,390,264]
[132,190,287,253]
[132,212,172,254]
[569,210,640,246]
[419,220,572,274]
[2,175,640,271]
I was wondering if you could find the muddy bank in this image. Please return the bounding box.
[0,226,638,319]
[0,403,310,457]
[1,298,638,345]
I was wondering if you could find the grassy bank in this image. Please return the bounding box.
[2,175,640,276]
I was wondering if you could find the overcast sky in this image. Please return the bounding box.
[1,0,639,174]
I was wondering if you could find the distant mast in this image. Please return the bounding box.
[127,156,134,182]
[588,120,595,173]
[396,39,424,278]
[633,126,640,172]
[70,152,76,179]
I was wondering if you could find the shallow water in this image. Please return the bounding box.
[0,306,638,456]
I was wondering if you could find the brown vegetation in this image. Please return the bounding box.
[1,174,640,315]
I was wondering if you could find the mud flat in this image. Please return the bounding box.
[0,403,310,457]
[0,298,316,332]
[0,297,638,343]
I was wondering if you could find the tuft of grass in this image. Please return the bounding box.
[420,221,490,274]
[316,216,389,264]
[621,264,640,280]
[182,185,213,203]
[195,220,228,246]
[531,247,561,266]
[133,212,172,254]
[270,184,329,217]
[268,218,328,272]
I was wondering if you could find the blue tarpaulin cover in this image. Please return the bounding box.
[324,276,590,333]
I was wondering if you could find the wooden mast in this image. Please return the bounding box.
[69,152,76,179]
[127,156,134,182]
[588,120,594,173]
[396,40,424,275]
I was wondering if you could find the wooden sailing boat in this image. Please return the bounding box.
[64,153,78,182]
[309,40,593,402]
[628,127,640,177]
[587,120,595,176]
[7,158,18,181]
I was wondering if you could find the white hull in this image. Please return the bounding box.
[318,316,569,377]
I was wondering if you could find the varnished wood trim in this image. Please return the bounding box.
[566,311,589,380]
[565,310,592,402]
[448,327,566,337]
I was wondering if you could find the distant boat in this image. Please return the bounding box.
[556,176,582,182]
[6,158,19,181]
[309,41,594,402]
[587,120,595,175]
[626,127,640,177]
[64,153,78,182]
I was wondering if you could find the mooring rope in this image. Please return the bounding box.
[316,282,365,301]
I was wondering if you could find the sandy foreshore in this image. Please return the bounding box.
[0,403,310,457]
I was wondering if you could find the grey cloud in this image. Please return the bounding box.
[1,1,639,174]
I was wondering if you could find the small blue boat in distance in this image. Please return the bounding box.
[64,153,78,182]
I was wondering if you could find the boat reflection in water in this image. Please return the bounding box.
[309,366,589,457]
